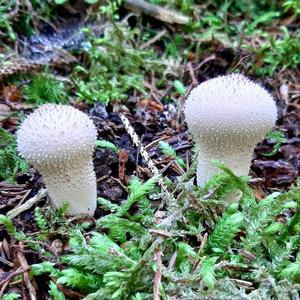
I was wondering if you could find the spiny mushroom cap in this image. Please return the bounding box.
[184,73,277,150]
[17,104,97,169]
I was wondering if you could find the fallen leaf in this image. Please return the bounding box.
[3,85,23,102]
[0,103,13,122]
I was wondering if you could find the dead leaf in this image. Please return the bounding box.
[0,103,13,122]
[3,85,23,102]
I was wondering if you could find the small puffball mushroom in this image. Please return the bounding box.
[184,73,277,186]
[17,104,97,215]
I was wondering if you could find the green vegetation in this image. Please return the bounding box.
[283,0,300,17]
[148,0,299,77]
[0,1,17,40]
[96,139,119,153]
[0,1,56,44]
[159,141,186,169]
[73,25,160,104]
[2,164,300,298]
[262,130,286,157]
[0,214,26,240]
[23,71,68,105]
[1,0,300,299]
[250,27,300,76]
[0,128,28,183]
[1,292,21,300]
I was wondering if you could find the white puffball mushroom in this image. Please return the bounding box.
[184,73,277,186]
[17,104,97,216]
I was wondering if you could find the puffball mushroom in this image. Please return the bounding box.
[184,73,277,186]
[17,104,97,216]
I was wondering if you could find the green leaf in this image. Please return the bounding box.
[207,208,244,254]
[23,71,68,105]
[0,214,26,240]
[54,0,68,4]
[262,222,285,236]
[96,140,119,152]
[262,130,286,157]
[49,281,66,300]
[31,262,56,276]
[199,257,218,288]
[90,232,125,254]
[176,242,198,267]
[57,268,101,292]
[174,80,186,95]
[2,292,21,300]
[0,128,28,183]
[115,175,159,218]
[97,197,120,212]
[97,215,147,242]
[159,141,176,158]
[280,257,300,282]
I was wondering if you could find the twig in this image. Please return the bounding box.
[125,0,189,24]
[199,232,208,255]
[149,229,172,238]
[140,29,167,50]
[0,256,14,267]
[7,189,47,219]
[167,251,177,271]
[194,54,217,71]
[16,188,32,206]
[119,149,129,182]
[172,160,185,175]
[153,249,163,300]
[193,232,208,271]
[187,62,198,87]
[135,134,144,175]
[159,160,175,175]
[144,136,170,151]
[22,240,52,252]
[230,55,250,72]
[230,278,253,289]
[110,176,128,192]
[0,267,25,297]
[16,242,36,300]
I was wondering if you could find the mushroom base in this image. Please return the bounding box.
[196,147,253,186]
[41,161,97,216]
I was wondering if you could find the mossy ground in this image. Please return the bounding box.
[0,1,300,299]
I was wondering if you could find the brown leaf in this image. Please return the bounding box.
[0,104,13,122]
[2,85,23,102]
[2,238,11,259]
[252,159,298,188]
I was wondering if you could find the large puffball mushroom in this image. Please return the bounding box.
[184,73,277,186]
[17,104,97,216]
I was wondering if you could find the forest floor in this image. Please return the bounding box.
[0,1,300,299]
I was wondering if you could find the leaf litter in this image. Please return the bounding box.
[0,1,300,299]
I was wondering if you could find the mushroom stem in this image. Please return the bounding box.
[196,145,253,186]
[42,161,96,215]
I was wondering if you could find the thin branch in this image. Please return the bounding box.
[153,249,163,300]
[0,267,24,297]
[140,29,167,50]
[7,189,47,219]
[16,242,37,300]
[125,0,189,24]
